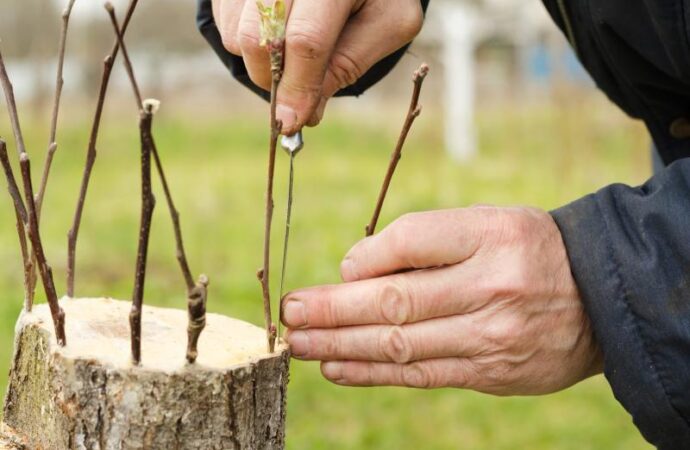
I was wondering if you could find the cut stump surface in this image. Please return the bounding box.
[2,298,290,450]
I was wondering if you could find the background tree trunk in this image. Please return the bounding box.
[1,298,290,450]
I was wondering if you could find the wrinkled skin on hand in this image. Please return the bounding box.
[212,0,424,134]
[282,207,603,395]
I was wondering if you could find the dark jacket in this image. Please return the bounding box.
[197,0,690,448]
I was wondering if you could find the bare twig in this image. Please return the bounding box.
[19,154,67,345]
[0,50,36,310]
[67,0,140,297]
[36,0,78,216]
[22,0,79,309]
[0,54,66,344]
[257,0,286,353]
[130,105,156,365]
[258,63,282,353]
[365,64,429,237]
[105,3,143,109]
[106,2,208,362]
[1,139,34,311]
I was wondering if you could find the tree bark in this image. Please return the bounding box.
[1,298,290,450]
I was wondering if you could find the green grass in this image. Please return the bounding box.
[0,98,652,449]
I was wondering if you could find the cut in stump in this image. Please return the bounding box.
[1,298,290,450]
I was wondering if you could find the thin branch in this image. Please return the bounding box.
[130,105,156,365]
[0,49,36,310]
[35,0,78,216]
[258,49,284,354]
[365,63,429,237]
[0,50,67,344]
[19,153,66,346]
[150,139,195,289]
[66,0,140,297]
[107,3,194,289]
[106,2,208,362]
[105,3,143,109]
[256,1,287,353]
[0,141,33,310]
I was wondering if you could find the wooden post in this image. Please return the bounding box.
[1,298,290,449]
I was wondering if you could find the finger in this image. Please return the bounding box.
[282,263,490,329]
[218,0,246,55]
[237,0,294,91]
[286,314,481,363]
[321,0,424,100]
[341,209,491,283]
[320,358,478,389]
[276,0,358,134]
[303,0,423,127]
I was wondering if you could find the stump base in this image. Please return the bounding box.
[2,298,290,450]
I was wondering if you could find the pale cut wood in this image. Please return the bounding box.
[1,298,290,450]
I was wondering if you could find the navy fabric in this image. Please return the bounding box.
[196,0,430,102]
[544,1,690,447]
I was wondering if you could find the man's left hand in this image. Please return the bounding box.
[281,206,603,395]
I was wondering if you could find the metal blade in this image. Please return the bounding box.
[278,134,301,337]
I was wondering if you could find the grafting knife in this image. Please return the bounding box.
[278,131,303,334]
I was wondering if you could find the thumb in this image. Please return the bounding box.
[341,209,487,283]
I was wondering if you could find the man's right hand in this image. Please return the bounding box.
[211,0,424,135]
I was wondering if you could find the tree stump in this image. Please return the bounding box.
[1,298,290,450]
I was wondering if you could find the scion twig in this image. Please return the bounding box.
[0,50,36,310]
[24,0,79,310]
[67,0,140,297]
[36,0,78,216]
[257,0,286,354]
[0,53,66,345]
[365,63,429,237]
[130,104,156,365]
[19,154,67,345]
[106,2,208,363]
[0,141,32,309]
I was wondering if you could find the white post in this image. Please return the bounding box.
[440,2,477,162]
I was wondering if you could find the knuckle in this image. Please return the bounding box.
[380,326,413,363]
[484,360,515,385]
[237,27,261,54]
[388,213,417,258]
[286,22,328,60]
[220,29,240,54]
[328,51,364,89]
[495,263,532,298]
[402,362,433,388]
[321,332,341,358]
[485,316,524,349]
[377,278,413,325]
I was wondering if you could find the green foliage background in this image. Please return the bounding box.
[0,101,653,449]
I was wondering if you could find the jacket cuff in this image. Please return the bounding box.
[552,194,690,449]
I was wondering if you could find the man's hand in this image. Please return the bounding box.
[211,0,423,134]
[281,207,603,395]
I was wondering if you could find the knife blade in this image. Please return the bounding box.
[278,131,303,336]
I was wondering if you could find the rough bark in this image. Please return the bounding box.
[2,298,290,450]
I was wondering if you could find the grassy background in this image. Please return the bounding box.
[0,97,653,449]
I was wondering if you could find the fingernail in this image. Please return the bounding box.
[282,299,307,328]
[340,257,358,282]
[287,331,310,358]
[276,104,298,133]
[321,361,343,381]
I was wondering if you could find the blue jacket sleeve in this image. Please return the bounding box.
[551,160,690,449]
[196,0,430,101]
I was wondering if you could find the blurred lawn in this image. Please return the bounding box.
[0,97,653,449]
